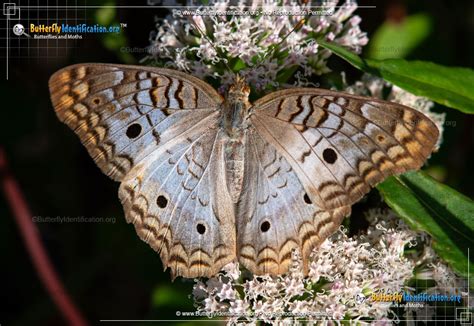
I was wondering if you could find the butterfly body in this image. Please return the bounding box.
[49,64,439,278]
[222,78,252,202]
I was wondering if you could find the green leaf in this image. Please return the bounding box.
[95,0,116,25]
[317,39,375,72]
[91,0,134,64]
[152,285,192,308]
[370,59,474,114]
[317,39,474,114]
[276,65,299,84]
[377,171,474,288]
[368,13,432,60]
[230,57,247,72]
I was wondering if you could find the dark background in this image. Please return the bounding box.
[0,0,473,324]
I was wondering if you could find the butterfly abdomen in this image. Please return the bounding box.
[224,138,245,203]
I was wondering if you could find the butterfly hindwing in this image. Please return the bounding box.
[118,126,237,279]
[250,88,439,211]
[237,127,350,275]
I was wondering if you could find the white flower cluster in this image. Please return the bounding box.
[147,0,368,92]
[192,209,468,324]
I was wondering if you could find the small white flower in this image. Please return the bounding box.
[191,15,206,34]
[288,300,311,315]
[283,277,305,298]
[229,299,249,316]
[217,282,236,301]
[326,303,345,320]
[222,262,241,280]
[431,262,456,286]
[204,296,221,312]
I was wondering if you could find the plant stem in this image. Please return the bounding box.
[0,146,88,326]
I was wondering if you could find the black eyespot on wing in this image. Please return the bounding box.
[196,223,206,235]
[260,221,271,233]
[126,123,142,139]
[303,193,312,204]
[323,148,337,164]
[156,195,168,208]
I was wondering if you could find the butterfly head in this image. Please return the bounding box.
[227,75,250,102]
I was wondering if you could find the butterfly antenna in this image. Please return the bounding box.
[189,19,234,74]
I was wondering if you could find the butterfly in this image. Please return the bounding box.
[49,63,438,279]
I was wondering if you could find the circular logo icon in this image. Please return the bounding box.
[13,24,25,36]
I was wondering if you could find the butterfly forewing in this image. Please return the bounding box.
[250,88,439,211]
[49,64,223,181]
